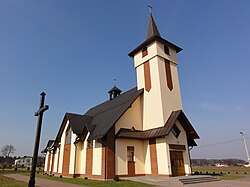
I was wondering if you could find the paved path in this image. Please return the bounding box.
[123,175,250,187]
[5,174,89,187]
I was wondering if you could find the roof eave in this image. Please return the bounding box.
[128,35,183,58]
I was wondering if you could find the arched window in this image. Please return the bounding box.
[164,45,169,55]
[142,47,148,57]
[65,127,71,145]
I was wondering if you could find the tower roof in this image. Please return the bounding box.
[146,13,161,39]
[128,13,182,57]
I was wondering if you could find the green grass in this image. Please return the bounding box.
[192,166,250,180]
[0,169,30,187]
[32,173,151,187]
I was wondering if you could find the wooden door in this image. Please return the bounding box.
[127,146,135,176]
[170,151,185,177]
[62,144,70,175]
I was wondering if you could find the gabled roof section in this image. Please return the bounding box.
[65,113,92,134]
[53,113,92,147]
[41,140,54,153]
[128,14,182,57]
[147,13,161,39]
[85,87,143,140]
[116,110,199,146]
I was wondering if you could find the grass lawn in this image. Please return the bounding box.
[192,166,250,180]
[31,173,151,187]
[0,169,30,187]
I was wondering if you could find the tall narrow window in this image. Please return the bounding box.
[65,131,71,144]
[87,140,93,149]
[164,45,170,55]
[165,59,173,90]
[142,47,148,57]
[127,146,134,162]
[144,61,151,92]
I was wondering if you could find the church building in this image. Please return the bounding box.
[42,13,199,179]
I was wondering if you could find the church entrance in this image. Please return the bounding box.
[170,151,185,176]
[127,146,135,176]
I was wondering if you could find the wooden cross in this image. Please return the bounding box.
[29,92,49,187]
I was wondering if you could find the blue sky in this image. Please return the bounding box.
[0,0,250,160]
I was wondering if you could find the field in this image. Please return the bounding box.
[0,169,30,187]
[192,166,250,180]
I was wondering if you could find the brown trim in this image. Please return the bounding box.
[144,61,151,92]
[169,144,186,151]
[165,59,173,91]
[103,126,115,179]
[86,147,93,176]
[149,139,158,175]
[62,144,71,175]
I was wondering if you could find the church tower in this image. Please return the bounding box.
[129,13,183,130]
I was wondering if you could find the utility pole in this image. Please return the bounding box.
[240,131,250,167]
[28,92,49,187]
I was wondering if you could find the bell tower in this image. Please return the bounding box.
[129,13,183,130]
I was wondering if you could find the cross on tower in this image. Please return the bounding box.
[148,4,153,14]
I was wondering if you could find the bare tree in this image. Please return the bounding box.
[1,145,16,157]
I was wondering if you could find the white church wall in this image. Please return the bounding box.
[49,152,53,172]
[116,139,145,175]
[144,140,151,174]
[156,42,178,64]
[92,140,102,175]
[53,148,59,172]
[156,138,169,175]
[44,152,49,171]
[75,142,82,174]
[58,120,69,174]
[115,96,143,133]
[158,57,182,123]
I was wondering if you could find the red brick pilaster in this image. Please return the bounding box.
[149,138,158,175]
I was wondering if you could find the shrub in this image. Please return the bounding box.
[114,176,120,182]
[194,171,199,175]
[84,177,88,180]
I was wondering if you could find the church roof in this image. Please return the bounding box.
[116,110,199,146]
[51,87,143,147]
[128,14,182,57]
[41,140,54,153]
[85,87,143,140]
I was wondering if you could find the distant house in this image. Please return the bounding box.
[14,156,32,168]
[42,13,199,179]
[215,163,229,167]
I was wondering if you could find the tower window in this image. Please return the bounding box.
[127,146,134,162]
[171,124,181,138]
[142,47,148,57]
[164,45,169,55]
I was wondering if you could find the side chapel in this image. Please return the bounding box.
[42,13,199,179]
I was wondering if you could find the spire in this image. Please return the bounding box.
[146,13,161,39]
